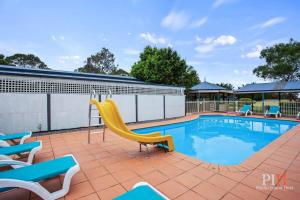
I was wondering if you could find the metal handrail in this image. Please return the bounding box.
[88,89,105,144]
[106,89,112,99]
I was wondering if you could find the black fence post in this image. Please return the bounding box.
[47,94,51,131]
[163,95,166,119]
[98,94,102,124]
[251,94,254,112]
[135,95,138,122]
[185,95,187,116]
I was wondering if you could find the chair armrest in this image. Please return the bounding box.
[0,160,30,167]
[0,140,10,147]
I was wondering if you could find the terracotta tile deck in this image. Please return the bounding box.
[1,114,300,200]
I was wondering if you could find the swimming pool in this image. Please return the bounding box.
[134,115,299,165]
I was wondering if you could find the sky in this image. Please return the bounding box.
[0,0,299,87]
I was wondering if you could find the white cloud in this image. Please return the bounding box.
[51,35,65,41]
[252,17,287,29]
[212,0,235,8]
[203,37,214,44]
[140,32,168,45]
[242,70,250,75]
[195,36,202,42]
[123,48,140,56]
[190,17,207,28]
[195,35,237,54]
[214,35,236,45]
[58,55,80,64]
[167,43,173,48]
[161,11,189,31]
[195,44,215,53]
[233,69,239,75]
[233,69,251,75]
[243,45,263,58]
[161,11,207,31]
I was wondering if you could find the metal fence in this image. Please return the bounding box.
[186,100,300,117]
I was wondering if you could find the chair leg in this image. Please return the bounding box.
[163,142,168,153]
[28,191,32,200]
[139,143,142,152]
[102,126,106,142]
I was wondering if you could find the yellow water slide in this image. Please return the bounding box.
[90,98,174,152]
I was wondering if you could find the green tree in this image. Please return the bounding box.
[131,46,200,89]
[0,54,10,65]
[217,83,234,90]
[253,39,300,81]
[76,47,117,74]
[5,53,48,69]
[111,68,129,76]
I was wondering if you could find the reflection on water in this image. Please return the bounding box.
[134,115,298,165]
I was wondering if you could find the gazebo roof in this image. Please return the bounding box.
[236,81,300,94]
[190,81,233,93]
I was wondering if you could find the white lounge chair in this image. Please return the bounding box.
[237,105,252,116]
[0,131,32,145]
[0,154,80,200]
[265,106,281,118]
[0,141,42,166]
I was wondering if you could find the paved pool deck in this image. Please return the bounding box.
[1,113,300,200]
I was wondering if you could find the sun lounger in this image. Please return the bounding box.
[0,131,32,145]
[237,105,252,116]
[265,105,281,118]
[114,182,169,200]
[0,154,80,200]
[0,141,42,166]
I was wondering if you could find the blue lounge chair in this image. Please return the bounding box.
[265,105,281,118]
[0,131,32,145]
[114,182,169,200]
[0,141,42,166]
[237,105,252,116]
[0,154,80,200]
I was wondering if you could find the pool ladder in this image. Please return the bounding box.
[87,90,112,144]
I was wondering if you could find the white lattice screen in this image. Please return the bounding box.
[0,76,184,95]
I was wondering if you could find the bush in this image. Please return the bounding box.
[239,98,252,102]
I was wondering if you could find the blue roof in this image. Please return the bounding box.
[0,65,182,88]
[191,81,230,91]
[236,81,300,93]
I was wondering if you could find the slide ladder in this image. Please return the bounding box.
[87,90,111,144]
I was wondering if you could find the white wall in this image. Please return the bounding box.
[0,93,185,133]
[165,95,185,118]
[51,94,93,130]
[0,94,47,133]
[109,95,136,123]
[138,95,164,121]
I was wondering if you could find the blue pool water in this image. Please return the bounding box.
[134,115,298,165]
